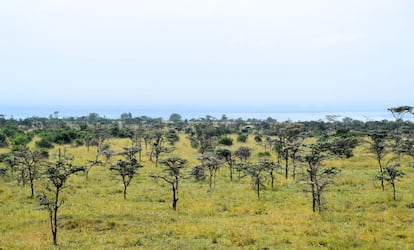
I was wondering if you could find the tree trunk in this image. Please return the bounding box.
[29,167,35,198]
[377,158,384,191]
[213,169,217,189]
[270,170,274,189]
[392,182,396,200]
[123,184,127,200]
[172,185,178,210]
[52,189,59,245]
[285,150,289,179]
[292,158,297,181]
[308,167,316,212]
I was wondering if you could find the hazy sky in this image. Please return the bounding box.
[1,0,413,112]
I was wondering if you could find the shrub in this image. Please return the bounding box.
[190,165,206,181]
[257,152,271,157]
[237,134,248,143]
[36,138,54,149]
[218,136,233,146]
[0,132,8,147]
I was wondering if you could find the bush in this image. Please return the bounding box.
[218,136,233,146]
[12,133,32,149]
[257,152,271,157]
[190,165,206,181]
[0,132,8,147]
[237,134,248,143]
[36,138,54,149]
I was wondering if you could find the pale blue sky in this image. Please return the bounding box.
[1,0,413,112]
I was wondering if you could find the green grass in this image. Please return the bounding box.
[1,135,414,249]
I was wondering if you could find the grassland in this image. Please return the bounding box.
[1,134,414,249]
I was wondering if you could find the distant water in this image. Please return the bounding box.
[0,105,407,122]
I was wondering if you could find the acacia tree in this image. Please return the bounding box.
[215,148,235,181]
[148,130,175,167]
[2,153,19,179]
[387,106,413,149]
[198,152,223,190]
[275,123,303,179]
[367,130,390,191]
[236,159,276,200]
[264,159,280,189]
[234,146,251,163]
[150,157,187,210]
[14,148,47,197]
[290,141,302,180]
[188,122,217,153]
[302,143,339,212]
[86,149,104,180]
[37,149,85,245]
[110,147,143,200]
[85,124,109,179]
[377,163,405,200]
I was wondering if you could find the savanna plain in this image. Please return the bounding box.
[1,115,414,250]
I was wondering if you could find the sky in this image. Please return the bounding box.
[1,0,413,113]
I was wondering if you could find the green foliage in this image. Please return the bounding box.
[165,129,180,145]
[151,157,187,210]
[254,134,262,143]
[35,138,54,149]
[0,132,8,147]
[11,133,32,150]
[257,151,271,157]
[235,146,252,162]
[377,163,405,200]
[110,126,133,138]
[110,158,143,200]
[237,133,248,143]
[169,113,182,123]
[1,125,21,137]
[218,136,233,146]
[190,165,206,180]
[53,129,79,144]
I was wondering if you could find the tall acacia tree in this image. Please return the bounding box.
[37,149,85,245]
[151,157,187,210]
[387,106,413,150]
[275,122,303,179]
[302,142,339,212]
[110,147,143,200]
[234,146,251,163]
[377,163,405,200]
[14,148,47,198]
[215,148,235,181]
[236,159,277,200]
[198,152,223,190]
[367,130,390,191]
